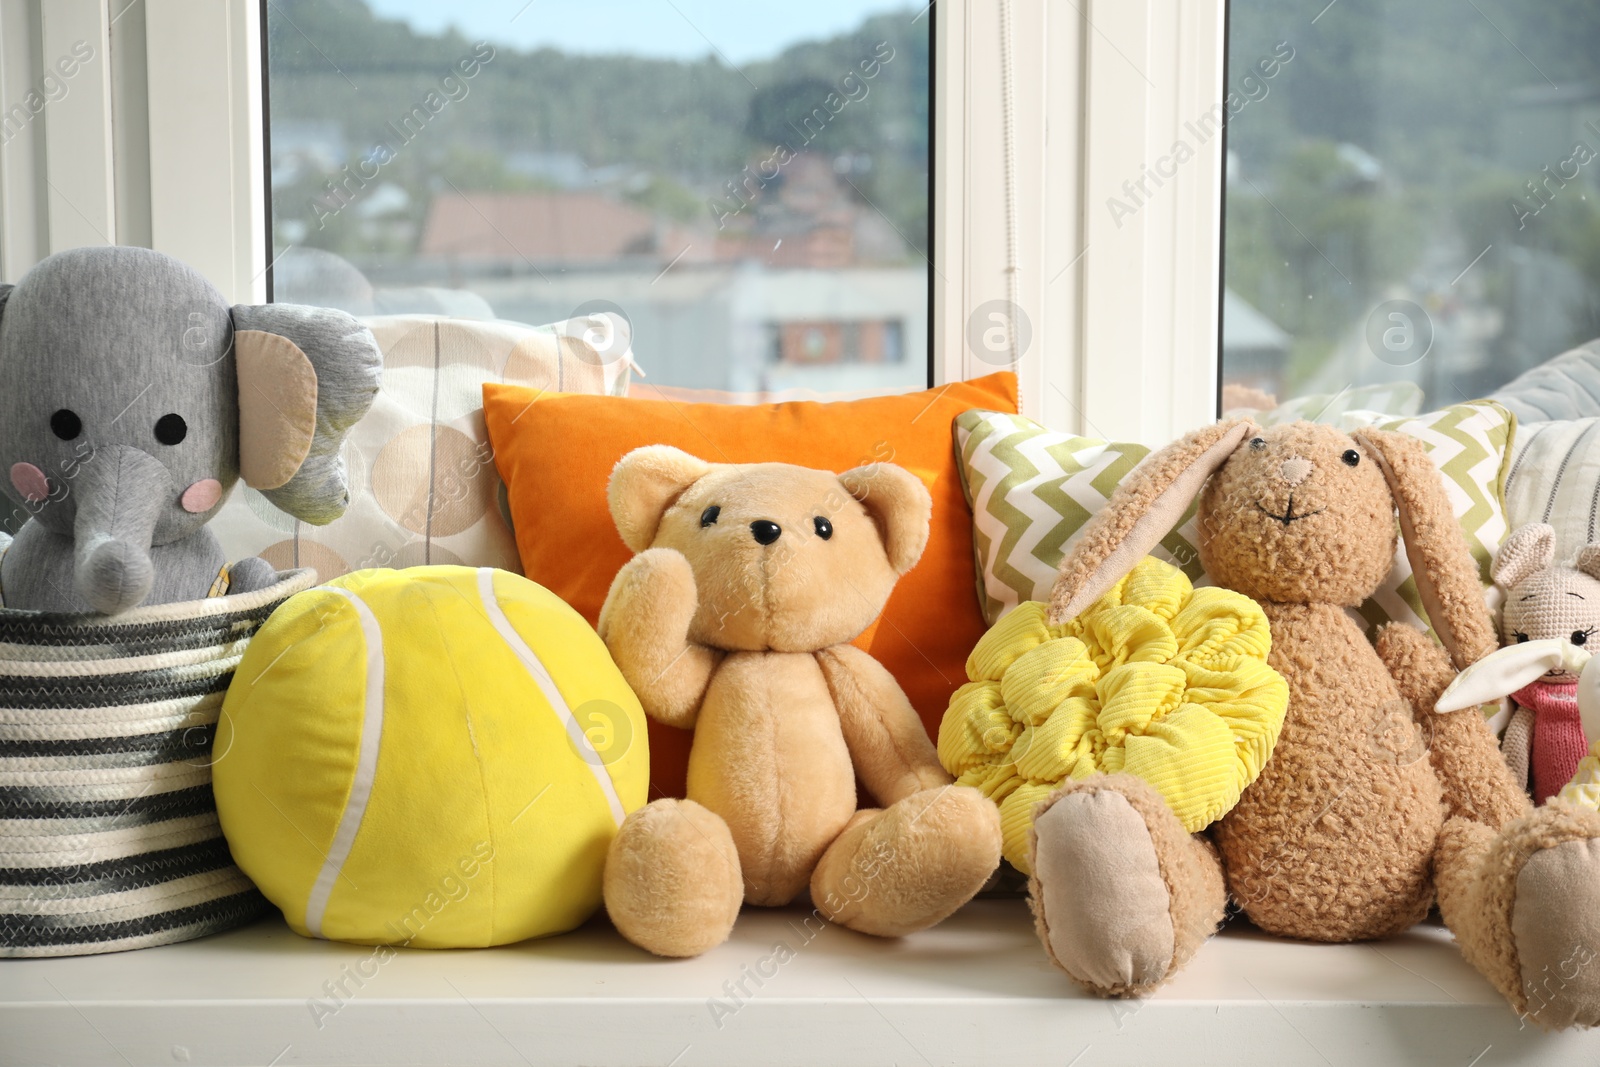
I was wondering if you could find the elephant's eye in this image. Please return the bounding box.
[154,414,188,446]
[1342,449,1361,467]
[1514,631,1529,643]
[814,516,833,540]
[700,505,720,527]
[50,409,82,441]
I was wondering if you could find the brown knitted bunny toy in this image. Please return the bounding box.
[1032,420,1600,1029]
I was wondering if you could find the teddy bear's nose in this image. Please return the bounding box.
[750,520,782,546]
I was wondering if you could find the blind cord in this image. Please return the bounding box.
[999,0,1021,367]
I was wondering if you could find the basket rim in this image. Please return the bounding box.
[0,569,316,634]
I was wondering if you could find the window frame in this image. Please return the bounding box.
[0,0,266,299]
[937,0,1225,442]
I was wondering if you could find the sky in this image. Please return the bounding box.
[363,0,921,65]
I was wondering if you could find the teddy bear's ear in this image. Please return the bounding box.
[1493,523,1555,590]
[838,463,932,576]
[608,445,713,552]
[1577,544,1600,582]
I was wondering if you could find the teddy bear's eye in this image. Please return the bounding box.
[1341,449,1360,467]
[1514,631,1529,643]
[1249,437,1266,450]
[50,409,82,441]
[814,516,833,540]
[700,505,720,527]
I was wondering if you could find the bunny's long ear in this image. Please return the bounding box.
[1047,419,1255,624]
[1436,638,1583,712]
[1352,427,1498,669]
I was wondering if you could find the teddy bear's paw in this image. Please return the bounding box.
[1029,774,1226,998]
[603,798,743,957]
[1491,803,1600,1029]
[602,548,698,636]
[599,547,718,728]
[811,785,1001,938]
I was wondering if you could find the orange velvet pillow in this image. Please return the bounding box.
[482,373,1018,799]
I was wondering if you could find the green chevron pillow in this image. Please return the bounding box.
[952,413,1204,626]
[954,400,1515,640]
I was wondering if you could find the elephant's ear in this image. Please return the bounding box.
[230,303,381,526]
[0,283,14,318]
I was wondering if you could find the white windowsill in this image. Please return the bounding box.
[4,898,1597,1065]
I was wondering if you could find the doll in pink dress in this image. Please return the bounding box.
[1491,524,1600,805]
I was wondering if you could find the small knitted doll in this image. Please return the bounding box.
[1489,524,1600,804]
[1439,635,1600,807]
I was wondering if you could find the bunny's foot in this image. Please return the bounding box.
[810,785,1000,937]
[1437,806,1600,1029]
[1029,774,1227,997]
[603,798,744,957]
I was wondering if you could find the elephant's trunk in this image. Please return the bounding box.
[72,445,169,614]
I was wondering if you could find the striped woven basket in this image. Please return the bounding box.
[0,569,316,957]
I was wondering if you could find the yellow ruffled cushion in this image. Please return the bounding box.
[1558,747,1600,811]
[937,556,1289,873]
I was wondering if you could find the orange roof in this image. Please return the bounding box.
[418,191,658,263]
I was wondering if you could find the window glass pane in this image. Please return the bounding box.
[265,0,932,400]
[1221,1,1600,414]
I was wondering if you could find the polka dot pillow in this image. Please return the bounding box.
[211,313,632,579]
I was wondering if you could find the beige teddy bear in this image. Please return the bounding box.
[597,446,1002,957]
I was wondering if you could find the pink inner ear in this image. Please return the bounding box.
[181,479,223,514]
[9,462,49,504]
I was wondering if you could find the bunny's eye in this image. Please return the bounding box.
[814,516,833,540]
[1249,437,1266,450]
[1575,628,1595,647]
[1341,449,1361,467]
[1514,631,1529,643]
[700,506,720,527]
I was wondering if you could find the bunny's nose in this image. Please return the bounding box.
[1280,456,1313,487]
[750,520,782,546]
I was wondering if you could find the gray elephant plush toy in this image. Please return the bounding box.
[0,246,381,615]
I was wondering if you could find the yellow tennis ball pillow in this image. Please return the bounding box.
[938,556,1288,873]
[213,566,648,948]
